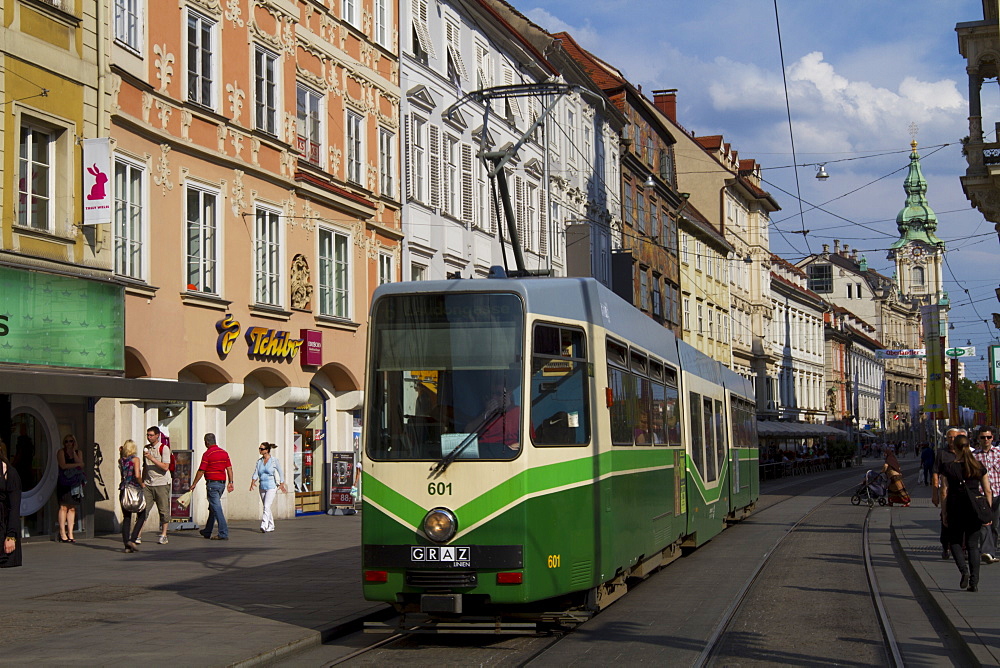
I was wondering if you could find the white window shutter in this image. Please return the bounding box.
[515,175,524,246]
[461,143,474,225]
[411,0,436,57]
[504,66,522,119]
[404,115,412,201]
[539,188,547,256]
[446,22,468,82]
[429,124,440,210]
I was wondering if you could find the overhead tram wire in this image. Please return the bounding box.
[772,0,810,257]
[943,253,997,346]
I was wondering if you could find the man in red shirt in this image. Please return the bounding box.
[190,433,235,540]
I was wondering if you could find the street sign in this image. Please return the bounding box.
[876,349,925,359]
[944,346,976,358]
[991,345,1000,384]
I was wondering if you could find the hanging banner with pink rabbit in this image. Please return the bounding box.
[82,138,112,225]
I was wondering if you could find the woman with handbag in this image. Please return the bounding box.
[0,437,22,568]
[56,433,85,543]
[118,440,147,553]
[942,434,993,592]
[249,443,286,533]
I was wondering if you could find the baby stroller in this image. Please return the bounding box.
[851,469,887,507]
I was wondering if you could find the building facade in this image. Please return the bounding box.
[400,0,557,280]
[97,0,401,528]
[769,256,827,424]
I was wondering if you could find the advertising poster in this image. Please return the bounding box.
[170,450,193,519]
[330,452,356,506]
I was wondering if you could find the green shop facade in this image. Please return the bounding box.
[0,264,203,540]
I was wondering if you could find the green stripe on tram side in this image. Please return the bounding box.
[360,472,427,529]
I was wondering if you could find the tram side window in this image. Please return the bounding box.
[650,382,667,444]
[531,324,590,446]
[703,396,717,482]
[715,398,726,478]
[609,366,636,446]
[665,384,681,446]
[635,376,653,445]
[690,392,704,472]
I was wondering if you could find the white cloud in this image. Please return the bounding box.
[523,8,600,49]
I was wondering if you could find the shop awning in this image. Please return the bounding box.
[0,368,206,402]
[756,421,848,438]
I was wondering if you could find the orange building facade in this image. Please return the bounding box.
[94,0,400,528]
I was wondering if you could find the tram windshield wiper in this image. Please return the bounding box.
[429,407,504,478]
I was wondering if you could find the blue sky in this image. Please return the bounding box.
[522,0,998,380]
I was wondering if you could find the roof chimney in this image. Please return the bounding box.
[652,89,678,123]
[833,239,840,254]
[822,243,830,254]
[841,243,850,257]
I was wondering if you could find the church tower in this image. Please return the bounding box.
[888,140,945,305]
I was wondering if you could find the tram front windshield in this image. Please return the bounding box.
[368,292,524,461]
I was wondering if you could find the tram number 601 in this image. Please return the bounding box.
[547,554,561,568]
[427,482,452,496]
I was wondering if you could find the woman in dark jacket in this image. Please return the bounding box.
[0,438,23,568]
[942,435,992,591]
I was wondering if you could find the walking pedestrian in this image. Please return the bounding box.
[140,426,172,545]
[941,434,993,592]
[250,443,286,533]
[974,426,1000,564]
[883,449,910,506]
[189,433,234,540]
[55,433,85,543]
[934,427,966,559]
[920,443,934,485]
[118,440,147,553]
[0,438,22,568]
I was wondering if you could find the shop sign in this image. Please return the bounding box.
[215,314,304,361]
[0,266,124,370]
[82,138,112,225]
[301,329,322,366]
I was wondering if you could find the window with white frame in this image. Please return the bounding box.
[475,42,492,91]
[683,298,690,330]
[379,252,394,285]
[114,0,141,51]
[342,0,358,27]
[525,181,538,251]
[443,134,459,216]
[410,263,426,282]
[186,185,219,294]
[697,302,704,334]
[346,110,364,184]
[476,156,488,230]
[296,85,322,165]
[695,240,702,271]
[254,47,278,136]
[17,124,54,231]
[186,10,216,108]
[410,115,427,202]
[639,270,649,311]
[113,156,145,280]
[319,227,349,318]
[680,232,688,264]
[374,0,389,48]
[254,205,281,306]
[379,128,395,198]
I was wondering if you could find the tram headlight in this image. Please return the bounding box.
[423,507,457,543]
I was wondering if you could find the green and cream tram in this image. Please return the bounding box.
[361,276,758,628]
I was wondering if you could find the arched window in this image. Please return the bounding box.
[912,265,925,289]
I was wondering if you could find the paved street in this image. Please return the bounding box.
[4,460,1000,666]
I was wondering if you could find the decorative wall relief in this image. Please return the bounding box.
[280,149,294,176]
[283,112,297,145]
[180,110,193,141]
[328,146,342,176]
[226,82,246,124]
[154,100,172,129]
[217,124,228,153]
[153,144,173,196]
[141,91,153,124]
[109,74,122,110]
[225,0,244,27]
[251,137,261,165]
[153,44,174,92]
[231,170,247,216]
[290,253,314,310]
[230,129,245,157]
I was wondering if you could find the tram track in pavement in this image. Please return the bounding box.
[273,460,947,666]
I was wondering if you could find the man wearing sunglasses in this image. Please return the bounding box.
[974,426,1000,564]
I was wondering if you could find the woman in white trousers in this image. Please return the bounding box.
[250,443,286,532]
